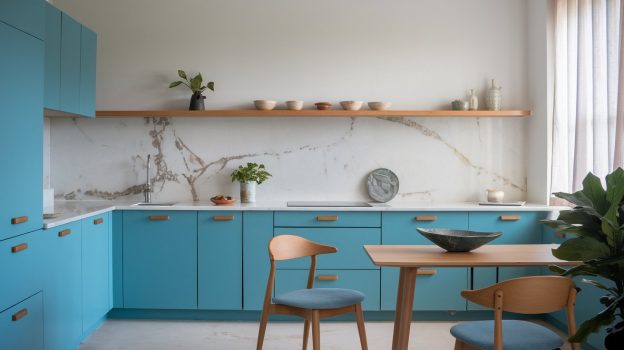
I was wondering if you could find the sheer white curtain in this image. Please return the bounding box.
[551,0,624,196]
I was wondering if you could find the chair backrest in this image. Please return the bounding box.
[461,275,575,314]
[269,234,337,261]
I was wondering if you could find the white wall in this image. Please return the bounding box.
[49,0,540,203]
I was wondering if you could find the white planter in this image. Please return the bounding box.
[240,181,256,203]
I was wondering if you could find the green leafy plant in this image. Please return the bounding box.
[541,168,624,343]
[230,163,272,184]
[169,70,214,94]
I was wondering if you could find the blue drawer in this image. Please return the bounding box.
[468,211,546,244]
[0,292,43,350]
[275,269,380,311]
[0,231,43,312]
[382,211,469,244]
[274,228,381,269]
[275,211,381,228]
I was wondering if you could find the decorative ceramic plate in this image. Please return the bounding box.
[366,168,399,203]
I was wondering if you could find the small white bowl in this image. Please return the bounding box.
[368,101,392,111]
[254,100,277,110]
[285,100,304,110]
[340,101,363,111]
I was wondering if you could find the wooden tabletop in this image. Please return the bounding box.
[363,244,581,267]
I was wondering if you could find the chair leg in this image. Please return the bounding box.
[355,304,368,350]
[311,310,321,350]
[302,319,310,350]
[453,339,463,350]
[256,308,270,350]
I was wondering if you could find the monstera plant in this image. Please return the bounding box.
[541,168,624,349]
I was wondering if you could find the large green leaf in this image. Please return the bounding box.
[581,172,609,214]
[190,74,202,92]
[169,81,183,88]
[177,70,187,79]
[552,237,611,261]
[606,168,624,206]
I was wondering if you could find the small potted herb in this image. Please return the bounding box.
[169,69,214,110]
[230,163,271,203]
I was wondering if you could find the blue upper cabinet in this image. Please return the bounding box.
[60,13,81,115]
[0,0,45,39]
[44,3,61,110]
[0,22,43,241]
[79,26,97,117]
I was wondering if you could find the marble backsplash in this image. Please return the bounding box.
[49,115,527,203]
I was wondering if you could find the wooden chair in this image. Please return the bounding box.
[451,276,580,350]
[256,234,368,350]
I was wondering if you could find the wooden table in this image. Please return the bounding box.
[363,244,581,350]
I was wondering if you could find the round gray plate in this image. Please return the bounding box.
[366,168,399,203]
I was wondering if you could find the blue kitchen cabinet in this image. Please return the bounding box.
[0,22,43,241]
[60,13,81,115]
[123,211,198,309]
[0,292,44,350]
[381,212,470,311]
[82,213,111,332]
[198,212,242,310]
[44,3,61,110]
[0,0,45,39]
[43,222,83,350]
[112,210,123,308]
[79,25,97,117]
[274,211,381,228]
[242,211,273,310]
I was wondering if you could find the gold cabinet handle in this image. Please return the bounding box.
[213,215,234,221]
[316,275,338,281]
[11,243,28,253]
[12,308,28,321]
[93,218,104,225]
[58,229,71,237]
[416,269,437,276]
[317,216,338,221]
[11,216,28,225]
[149,215,170,221]
[415,216,437,221]
[499,215,520,221]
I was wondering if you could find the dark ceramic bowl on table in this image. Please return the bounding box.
[416,228,502,252]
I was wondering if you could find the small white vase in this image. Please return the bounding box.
[468,89,479,111]
[240,181,256,203]
[485,79,502,111]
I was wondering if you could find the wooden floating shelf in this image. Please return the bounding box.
[95,109,532,118]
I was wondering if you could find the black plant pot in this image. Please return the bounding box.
[189,93,206,110]
[605,322,624,349]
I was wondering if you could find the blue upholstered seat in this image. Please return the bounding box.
[273,288,365,309]
[450,320,564,350]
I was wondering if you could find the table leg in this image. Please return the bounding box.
[392,268,407,350]
[392,267,418,350]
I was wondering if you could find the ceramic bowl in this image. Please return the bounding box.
[451,100,469,111]
[340,101,363,111]
[211,196,236,205]
[416,228,502,252]
[286,100,304,110]
[254,100,277,110]
[315,102,332,110]
[368,101,392,110]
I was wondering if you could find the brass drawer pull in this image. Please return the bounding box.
[499,215,520,221]
[415,216,437,221]
[12,308,28,321]
[416,269,437,276]
[58,229,71,237]
[93,218,104,225]
[11,216,28,225]
[149,215,170,221]
[11,243,28,253]
[316,275,338,281]
[317,216,338,221]
[213,215,234,221]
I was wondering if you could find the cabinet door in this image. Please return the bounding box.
[79,26,96,117]
[123,211,197,309]
[0,292,43,350]
[60,13,81,115]
[43,222,83,350]
[82,213,110,331]
[44,3,61,111]
[198,212,242,310]
[242,212,273,310]
[0,22,43,240]
[0,0,44,39]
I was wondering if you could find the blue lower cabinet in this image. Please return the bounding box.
[243,212,274,310]
[0,292,43,350]
[274,211,381,228]
[82,213,111,331]
[112,211,123,308]
[198,212,242,310]
[0,230,43,312]
[381,267,468,311]
[275,270,381,311]
[273,228,381,269]
[467,267,497,310]
[43,222,83,350]
[122,211,197,309]
[382,211,469,245]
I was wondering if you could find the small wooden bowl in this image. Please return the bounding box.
[211,197,237,205]
[315,102,332,110]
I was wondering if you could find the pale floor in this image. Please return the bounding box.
[77,319,572,350]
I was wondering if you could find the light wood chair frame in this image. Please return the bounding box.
[453,275,580,350]
[256,234,368,350]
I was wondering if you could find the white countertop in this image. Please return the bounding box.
[43,200,567,229]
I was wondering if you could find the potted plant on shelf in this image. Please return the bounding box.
[230,163,271,203]
[541,168,624,349]
[169,70,214,110]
